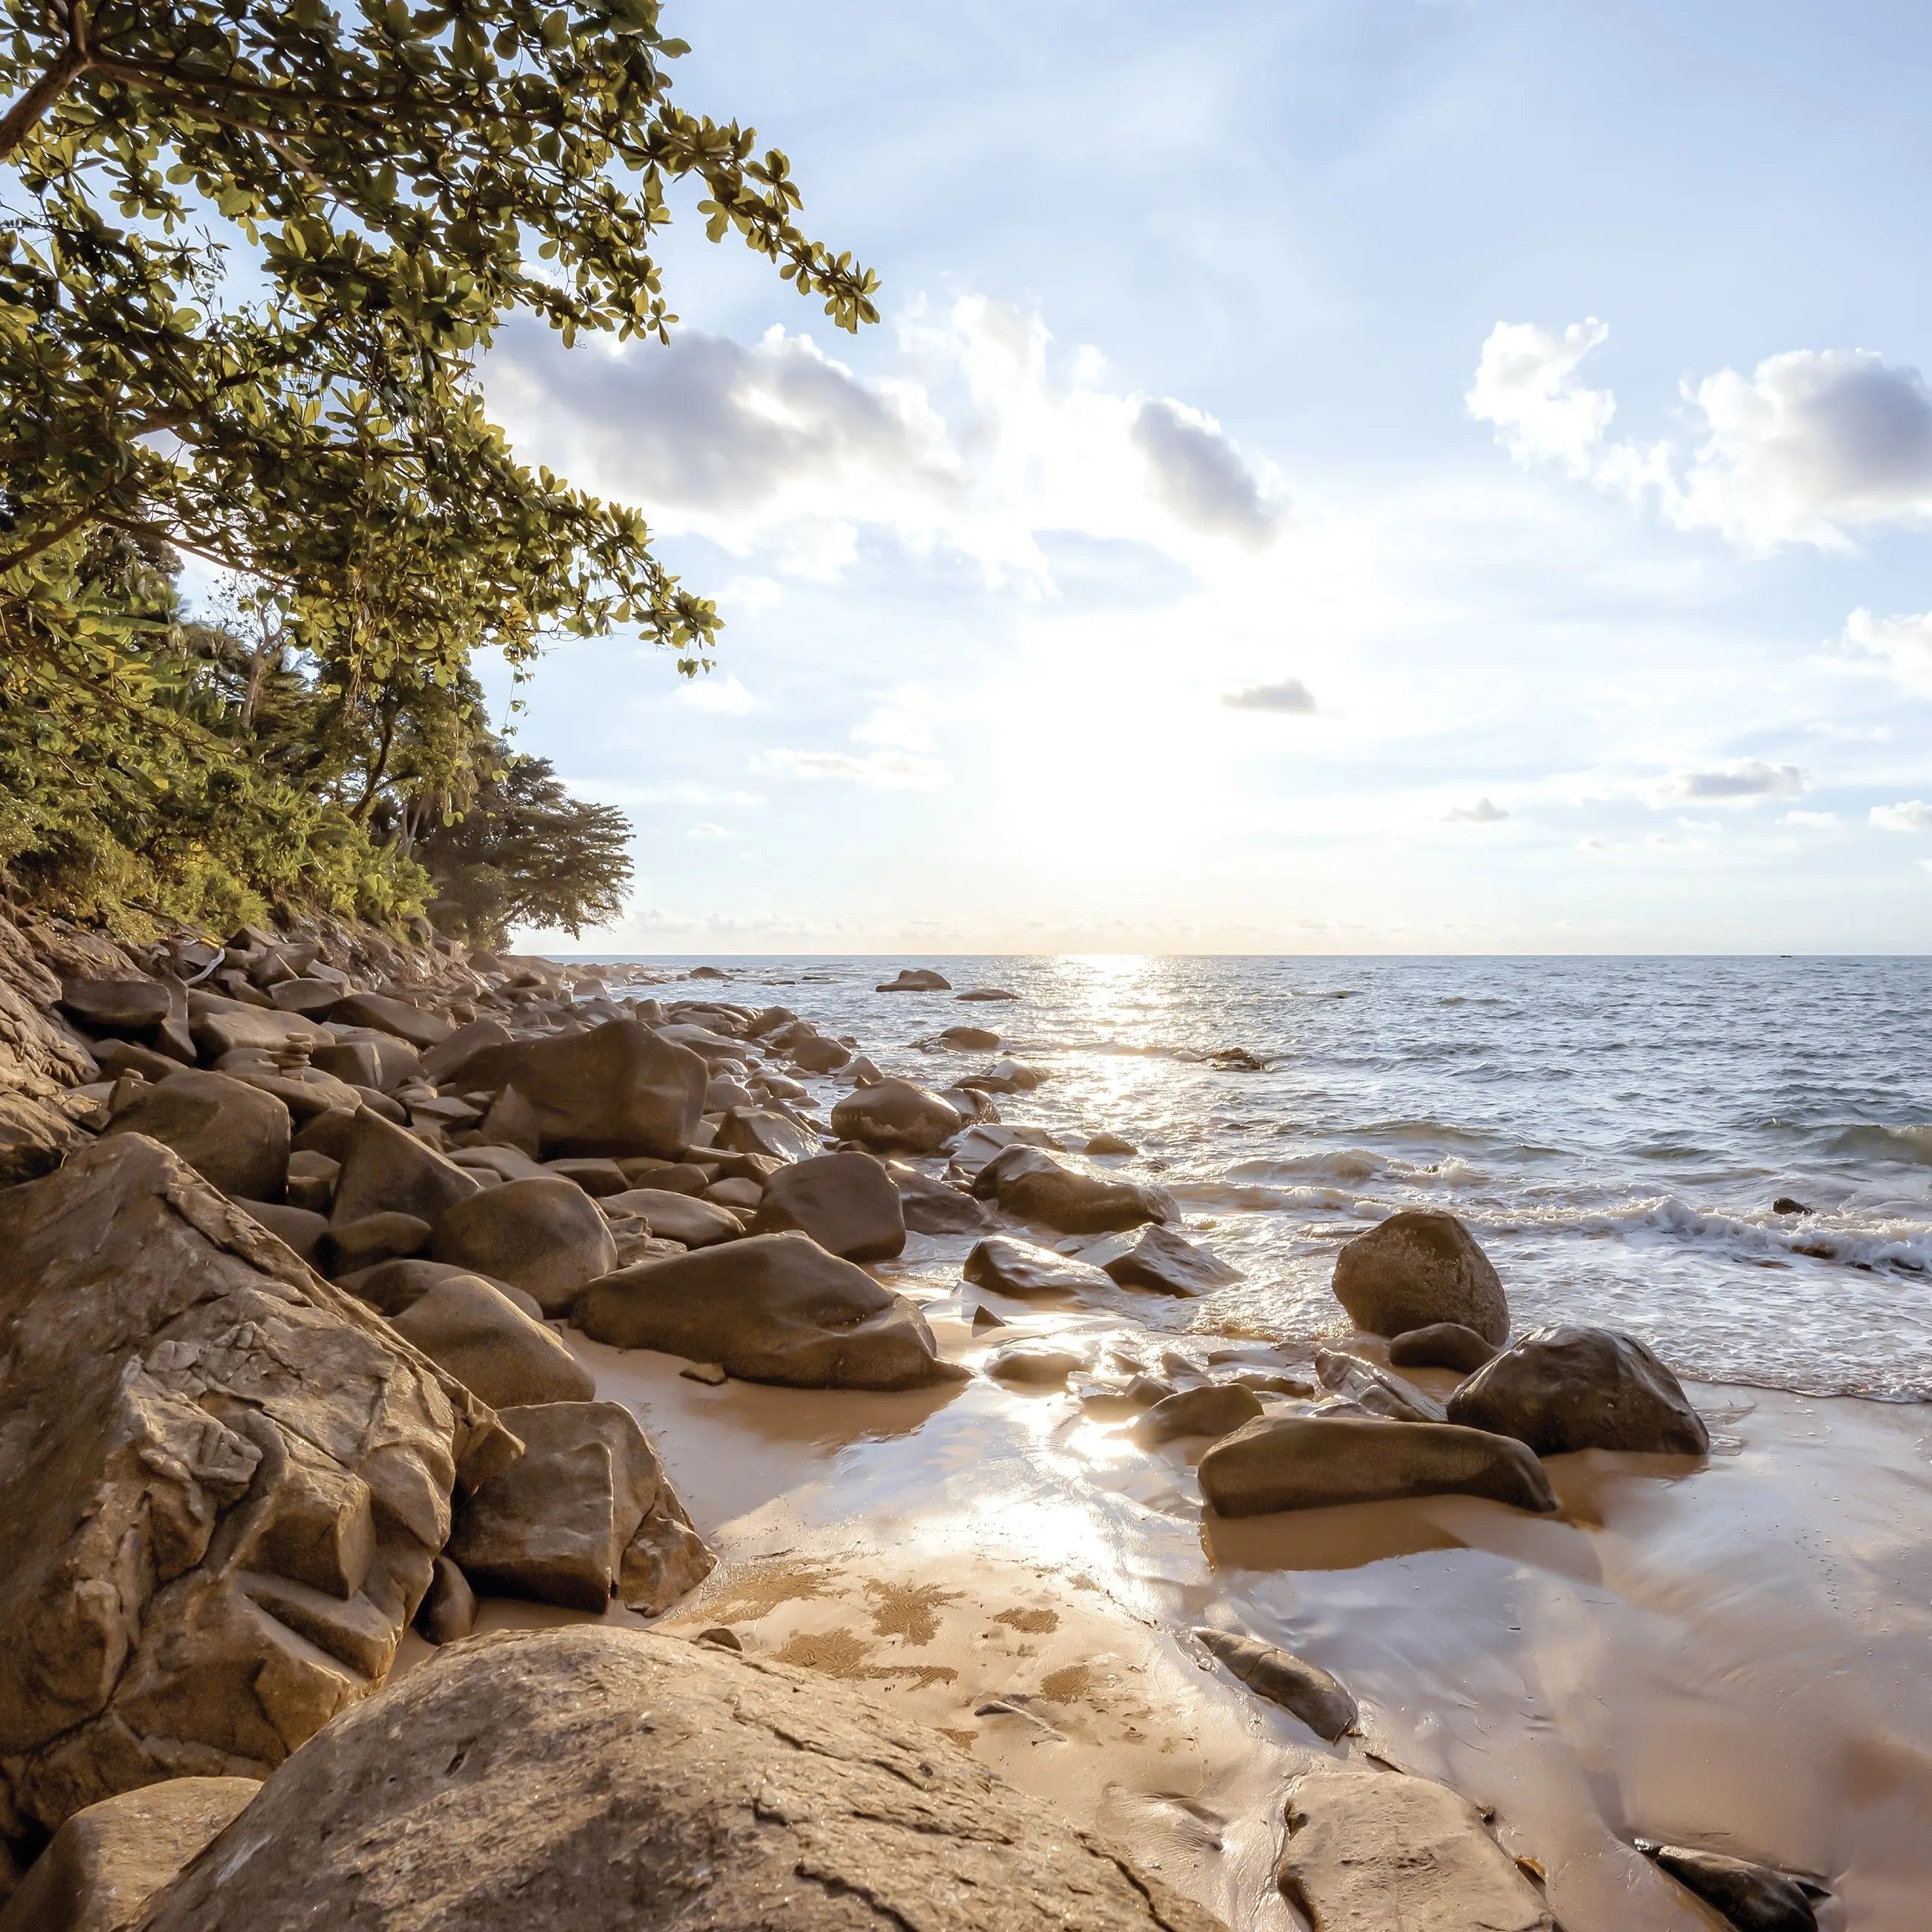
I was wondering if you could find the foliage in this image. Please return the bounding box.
[415,746,631,946]
[0,0,876,933]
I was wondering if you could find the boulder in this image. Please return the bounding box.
[974,1146,1175,1234]
[786,1031,851,1074]
[1198,1415,1557,1518]
[1771,1195,1815,1219]
[412,1556,476,1647]
[1640,1843,1821,1932]
[326,1030,424,1091]
[0,1091,83,1187]
[57,976,171,1037]
[454,1144,551,1184]
[1279,1762,1554,1932]
[429,1176,617,1318]
[476,1083,543,1156]
[419,1015,513,1084]
[1100,1223,1239,1297]
[134,1626,1222,1932]
[0,1137,509,1857]
[714,1105,818,1164]
[1445,1324,1709,1456]
[542,1156,630,1198]
[318,1211,432,1277]
[751,1152,906,1262]
[282,1150,337,1213]
[895,1167,999,1235]
[447,1401,711,1615]
[1314,1347,1448,1422]
[602,1187,745,1251]
[1195,1630,1356,1741]
[1388,1321,1499,1374]
[391,1276,595,1409]
[939,1024,1000,1050]
[325,992,453,1050]
[956,986,1017,1000]
[85,1039,178,1084]
[1332,1210,1510,1346]
[265,977,342,1018]
[328,1111,483,1227]
[876,967,951,991]
[959,1057,1043,1094]
[236,1200,329,1267]
[0,1776,259,1932]
[1132,1384,1263,1445]
[336,1258,542,1323]
[987,1345,1088,1386]
[440,1020,707,1158]
[577,1232,967,1391]
[186,1001,325,1063]
[965,1234,1114,1298]
[101,1069,291,1202]
[830,1077,962,1155]
[1086,1131,1138,1156]
[233,1066,360,1125]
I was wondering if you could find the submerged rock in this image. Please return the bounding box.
[577,1231,967,1390]
[1640,1841,1821,1932]
[830,1077,962,1154]
[1389,1320,1500,1374]
[1279,1762,1554,1932]
[447,1401,711,1615]
[956,986,1018,1001]
[939,1023,1001,1049]
[876,967,951,991]
[134,1627,1222,1931]
[987,1344,1089,1386]
[973,1145,1175,1234]
[1771,1195,1815,1218]
[429,1174,617,1317]
[1198,1414,1557,1517]
[1195,1629,1357,1740]
[751,1150,907,1262]
[1132,1384,1263,1445]
[1446,1323,1710,1456]
[0,1776,260,1932]
[1100,1222,1239,1297]
[1332,1209,1510,1346]
[964,1234,1114,1297]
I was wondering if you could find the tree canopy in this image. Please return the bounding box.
[0,0,875,932]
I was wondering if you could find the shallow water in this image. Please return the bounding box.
[577,954,1932,1400]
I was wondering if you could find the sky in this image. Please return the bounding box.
[479,0,1932,955]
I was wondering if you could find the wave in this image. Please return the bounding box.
[1826,1124,1932,1167]
[1223,1150,1487,1188]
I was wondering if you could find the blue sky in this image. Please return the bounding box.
[482,0,1932,953]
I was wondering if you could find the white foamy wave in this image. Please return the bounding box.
[1827,1124,1932,1167]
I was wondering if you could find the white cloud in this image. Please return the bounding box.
[756,748,948,789]
[678,674,758,714]
[850,686,940,753]
[1872,800,1932,832]
[1132,398,1282,545]
[1673,759,1804,803]
[1466,319,1615,476]
[1780,809,1839,828]
[1223,678,1316,713]
[1841,608,1932,696]
[1446,797,1509,823]
[1471,322,1932,551]
[686,823,730,838]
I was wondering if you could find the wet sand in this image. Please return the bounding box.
[399,1297,1932,1932]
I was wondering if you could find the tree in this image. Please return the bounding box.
[417,746,631,945]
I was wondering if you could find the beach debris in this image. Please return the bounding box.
[0,1135,506,1864]
[965,1233,1115,1297]
[988,1344,1091,1386]
[972,1144,1177,1233]
[1637,1840,1822,1931]
[1333,1208,1511,1346]
[680,1361,729,1384]
[391,1274,595,1409]
[1132,1384,1265,1445]
[1199,1414,1558,1517]
[134,1628,1217,1931]
[450,1400,712,1616]
[1098,1222,1241,1297]
[752,1151,907,1262]
[1390,1320,1500,1373]
[1315,1347,1448,1422]
[830,1076,964,1154]
[415,1555,478,1646]
[429,1174,617,1316]
[1280,1763,1555,1932]
[1195,1629,1358,1740]
[1447,1324,1710,1456]
[876,967,952,991]
[0,1776,261,1932]
[577,1231,970,1390]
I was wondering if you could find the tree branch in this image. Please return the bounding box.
[0,1,92,166]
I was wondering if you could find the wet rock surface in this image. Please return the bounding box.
[1640,1841,1821,1932]
[751,1150,907,1261]
[829,1076,962,1154]
[973,1144,1176,1234]
[1194,1630,1357,1741]
[1332,1209,1511,1346]
[964,1233,1115,1297]
[1388,1320,1500,1373]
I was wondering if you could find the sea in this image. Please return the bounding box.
[573,955,1932,1403]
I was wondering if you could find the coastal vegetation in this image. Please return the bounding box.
[0,0,877,935]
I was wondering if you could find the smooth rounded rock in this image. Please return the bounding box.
[1389,1321,1499,1374]
[830,1077,962,1155]
[390,1274,596,1408]
[602,1187,745,1250]
[102,1070,291,1202]
[974,1145,1175,1234]
[1332,1210,1510,1346]
[965,1234,1114,1297]
[1132,1384,1263,1445]
[1641,1842,1821,1932]
[751,1150,907,1262]
[1196,1629,1357,1740]
[1099,1222,1239,1297]
[329,1110,483,1227]
[431,1176,618,1317]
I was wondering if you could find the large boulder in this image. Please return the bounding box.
[0,1776,259,1932]
[135,1625,1223,1932]
[335,1258,542,1322]
[577,1232,968,1391]
[1332,1210,1509,1346]
[57,976,172,1038]
[973,1146,1175,1234]
[1278,1762,1554,1932]
[390,1276,595,1409]
[1198,1414,1557,1518]
[1099,1223,1238,1297]
[893,1166,996,1236]
[877,967,951,991]
[751,1152,906,1262]
[101,1070,291,1203]
[1388,1322,1498,1374]
[830,1077,962,1155]
[1132,1384,1263,1446]
[328,1111,483,1227]
[1445,1324,1709,1456]
[419,1016,513,1084]
[0,1092,83,1187]
[439,1020,707,1158]
[184,999,325,1063]
[447,1401,711,1615]
[601,1187,745,1250]
[0,1137,510,1859]
[429,1176,617,1317]
[324,992,453,1051]
[713,1106,817,1164]
[964,1234,1114,1297]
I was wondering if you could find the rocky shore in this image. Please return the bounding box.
[0,917,1895,1928]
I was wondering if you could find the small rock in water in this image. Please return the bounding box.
[1195,1629,1358,1740]
[970,1305,1008,1332]
[1639,1841,1821,1932]
[1210,1046,1265,1071]
[1315,1346,1448,1422]
[965,1234,1114,1298]
[1085,1131,1138,1156]
[956,986,1018,1001]
[875,967,951,992]
[988,1345,1089,1386]
[940,1024,1001,1050]
[680,1360,729,1385]
[1333,1208,1511,1346]
[1771,1195,1815,1217]
[1389,1320,1500,1373]
[1132,1384,1264,1445]
[1099,1222,1239,1297]
[830,1077,962,1155]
